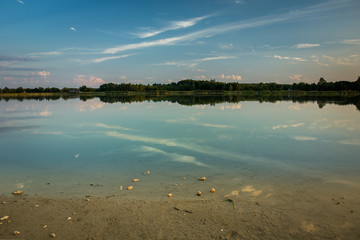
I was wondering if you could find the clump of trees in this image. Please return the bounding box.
[98,77,360,92]
[1,77,359,94]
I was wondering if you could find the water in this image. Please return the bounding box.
[1,97,360,200]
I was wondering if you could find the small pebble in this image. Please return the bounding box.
[67,217,72,221]
[210,188,216,193]
[199,177,206,181]
[1,201,6,204]
[0,216,9,221]
[50,233,56,238]
[197,191,202,196]
[42,224,48,229]
[34,204,39,208]
[12,190,23,196]
[127,186,134,190]
[85,198,90,202]
[132,179,140,182]
[13,231,21,236]
[119,186,123,190]
[168,193,173,197]
[145,171,150,174]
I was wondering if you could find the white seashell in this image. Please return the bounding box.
[0,216,9,221]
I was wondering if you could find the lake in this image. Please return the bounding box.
[1,96,360,201]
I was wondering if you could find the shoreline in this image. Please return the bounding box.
[1,192,359,240]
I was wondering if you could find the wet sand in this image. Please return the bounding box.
[1,190,359,240]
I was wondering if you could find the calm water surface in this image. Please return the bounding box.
[1,98,360,199]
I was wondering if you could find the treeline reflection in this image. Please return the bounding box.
[1,94,359,111]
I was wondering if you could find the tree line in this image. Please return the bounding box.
[1,77,359,93]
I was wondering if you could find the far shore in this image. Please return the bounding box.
[0,90,359,98]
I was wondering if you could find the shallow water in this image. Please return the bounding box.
[0,97,359,200]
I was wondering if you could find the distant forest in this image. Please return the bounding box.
[1,77,360,93]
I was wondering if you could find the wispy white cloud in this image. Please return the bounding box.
[155,61,198,68]
[103,36,185,54]
[273,55,307,62]
[70,27,77,32]
[294,43,320,49]
[235,0,245,4]
[133,15,210,38]
[96,123,131,131]
[342,39,360,45]
[16,0,24,4]
[338,139,360,146]
[292,136,317,141]
[104,2,349,54]
[139,145,208,167]
[219,43,234,50]
[198,56,236,61]
[30,51,63,56]
[311,54,360,67]
[32,130,64,136]
[92,54,132,63]
[155,56,234,69]
[200,123,233,128]
[272,123,304,130]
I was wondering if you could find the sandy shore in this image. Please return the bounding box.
[1,192,359,240]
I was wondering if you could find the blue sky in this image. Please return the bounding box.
[1,0,359,88]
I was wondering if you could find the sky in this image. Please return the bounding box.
[0,0,360,88]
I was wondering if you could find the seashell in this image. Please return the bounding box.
[12,190,23,195]
[168,193,173,197]
[50,233,56,238]
[199,177,206,181]
[210,188,216,193]
[67,217,72,221]
[1,216,9,221]
[13,231,21,236]
[145,171,150,174]
[132,179,140,182]
[127,186,133,190]
[197,191,202,196]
